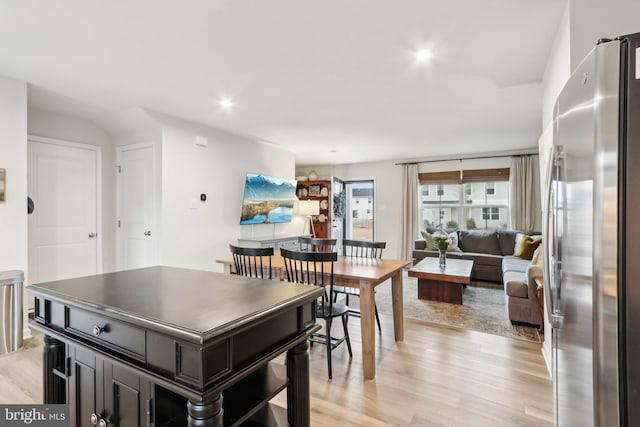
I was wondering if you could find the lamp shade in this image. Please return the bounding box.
[298,200,320,216]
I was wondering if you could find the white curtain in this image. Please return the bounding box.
[510,155,541,232]
[401,164,419,261]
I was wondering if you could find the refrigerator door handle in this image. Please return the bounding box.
[543,146,565,329]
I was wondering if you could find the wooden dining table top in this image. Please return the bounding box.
[217,253,411,284]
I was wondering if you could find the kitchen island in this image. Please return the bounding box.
[29,266,322,427]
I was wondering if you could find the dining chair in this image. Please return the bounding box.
[280,248,352,379]
[334,239,386,332]
[229,244,274,279]
[298,236,337,252]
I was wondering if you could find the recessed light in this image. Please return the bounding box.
[414,48,433,63]
[218,97,234,111]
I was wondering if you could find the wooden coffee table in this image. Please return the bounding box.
[408,257,474,305]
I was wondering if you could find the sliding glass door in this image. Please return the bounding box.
[345,180,375,241]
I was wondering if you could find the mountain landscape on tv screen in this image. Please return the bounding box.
[240,174,297,224]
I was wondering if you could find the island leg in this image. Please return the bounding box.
[43,335,66,404]
[287,341,310,427]
[187,394,223,426]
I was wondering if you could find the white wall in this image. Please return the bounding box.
[0,76,28,338]
[297,161,404,259]
[27,108,118,272]
[152,113,300,272]
[541,2,571,129]
[0,77,28,272]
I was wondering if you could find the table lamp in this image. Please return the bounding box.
[298,200,320,237]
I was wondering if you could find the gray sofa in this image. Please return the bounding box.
[413,229,541,326]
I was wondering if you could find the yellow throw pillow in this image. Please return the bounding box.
[514,233,542,260]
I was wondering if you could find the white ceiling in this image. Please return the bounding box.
[0,0,566,165]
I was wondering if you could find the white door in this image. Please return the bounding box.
[28,138,101,284]
[117,144,156,270]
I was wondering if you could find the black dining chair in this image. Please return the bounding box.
[298,236,337,252]
[334,239,386,332]
[280,248,352,379]
[229,244,274,279]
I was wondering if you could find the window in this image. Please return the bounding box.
[352,210,358,219]
[482,207,500,220]
[366,209,371,215]
[356,199,359,204]
[418,168,510,231]
[367,197,372,204]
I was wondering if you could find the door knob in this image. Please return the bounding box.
[144,230,151,236]
[88,232,97,238]
[90,413,99,425]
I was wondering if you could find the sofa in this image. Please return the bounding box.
[413,229,542,326]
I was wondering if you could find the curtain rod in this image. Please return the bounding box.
[395,151,538,166]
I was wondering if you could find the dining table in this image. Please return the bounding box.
[217,253,410,380]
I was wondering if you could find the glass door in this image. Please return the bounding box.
[345,180,375,241]
[331,177,345,254]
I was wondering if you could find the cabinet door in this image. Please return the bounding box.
[103,361,152,427]
[69,347,101,427]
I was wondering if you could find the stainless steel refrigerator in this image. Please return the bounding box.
[544,32,640,426]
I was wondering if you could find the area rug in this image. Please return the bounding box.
[347,272,541,343]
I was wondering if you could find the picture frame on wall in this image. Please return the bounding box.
[0,168,5,202]
[308,185,321,196]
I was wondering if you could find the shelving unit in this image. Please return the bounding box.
[296,179,331,238]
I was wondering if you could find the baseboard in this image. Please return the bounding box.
[22,327,32,341]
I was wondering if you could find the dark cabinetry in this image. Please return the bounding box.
[31,266,322,427]
[68,346,150,427]
[296,180,331,238]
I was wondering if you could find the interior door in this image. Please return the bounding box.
[28,139,100,284]
[117,144,156,270]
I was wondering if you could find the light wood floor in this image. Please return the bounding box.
[0,314,552,426]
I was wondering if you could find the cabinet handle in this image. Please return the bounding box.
[92,325,105,336]
[90,413,99,425]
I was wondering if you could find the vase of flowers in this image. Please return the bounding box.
[433,228,450,269]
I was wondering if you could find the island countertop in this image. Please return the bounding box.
[28,265,322,345]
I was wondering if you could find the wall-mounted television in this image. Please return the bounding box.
[240,173,298,224]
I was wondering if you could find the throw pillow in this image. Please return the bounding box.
[530,245,543,265]
[535,247,544,266]
[458,230,502,255]
[420,231,437,250]
[447,231,461,252]
[514,233,542,260]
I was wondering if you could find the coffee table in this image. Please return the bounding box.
[408,257,474,305]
